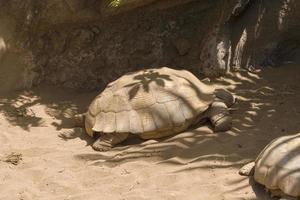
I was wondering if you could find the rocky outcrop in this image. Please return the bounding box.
[0,0,299,91]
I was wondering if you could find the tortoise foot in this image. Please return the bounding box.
[214,115,232,132]
[208,101,232,132]
[92,139,112,152]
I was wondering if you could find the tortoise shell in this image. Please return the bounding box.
[84,67,214,139]
[254,133,300,197]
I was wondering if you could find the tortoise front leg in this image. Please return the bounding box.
[208,101,232,132]
[92,132,129,151]
[239,161,255,176]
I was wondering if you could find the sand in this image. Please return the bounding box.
[0,64,299,200]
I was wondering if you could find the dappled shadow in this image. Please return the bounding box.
[0,65,299,199]
[0,86,97,133]
[124,70,172,99]
[0,91,44,131]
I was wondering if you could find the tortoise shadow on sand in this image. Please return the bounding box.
[225,176,272,200]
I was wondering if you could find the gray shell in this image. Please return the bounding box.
[84,67,214,138]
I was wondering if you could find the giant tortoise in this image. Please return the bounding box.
[239,133,300,200]
[75,67,235,151]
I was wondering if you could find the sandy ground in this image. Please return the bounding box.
[0,64,299,200]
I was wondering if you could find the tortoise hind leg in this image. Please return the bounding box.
[92,133,129,151]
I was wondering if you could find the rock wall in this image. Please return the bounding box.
[228,0,300,69]
[0,0,299,92]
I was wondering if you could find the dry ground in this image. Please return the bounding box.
[0,64,299,200]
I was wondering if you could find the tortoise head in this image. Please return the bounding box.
[73,113,85,127]
[74,113,94,137]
